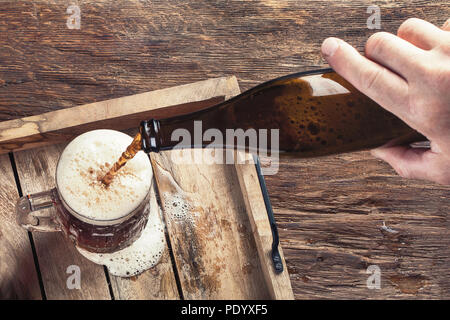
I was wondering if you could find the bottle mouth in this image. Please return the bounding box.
[140,119,161,153]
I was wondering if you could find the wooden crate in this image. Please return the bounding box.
[0,76,293,299]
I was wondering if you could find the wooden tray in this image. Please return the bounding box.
[0,77,293,299]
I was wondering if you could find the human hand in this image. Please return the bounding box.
[321,18,450,185]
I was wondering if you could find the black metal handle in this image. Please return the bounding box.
[253,154,283,274]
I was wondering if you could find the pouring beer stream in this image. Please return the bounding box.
[100,132,143,186]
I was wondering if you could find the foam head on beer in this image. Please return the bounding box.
[56,129,152,221]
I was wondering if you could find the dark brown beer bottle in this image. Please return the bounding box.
[139,68,424,157]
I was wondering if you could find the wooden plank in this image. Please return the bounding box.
[0,76,238,154]
[150,149,291,299]
[13,143,112,300]
[0,154,42,299]
[234,153,294,299]
[265,151,450,299]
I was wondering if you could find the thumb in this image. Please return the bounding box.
[371,145,450,185]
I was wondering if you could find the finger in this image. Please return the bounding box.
[365,31,425,79]
[442,18,450,31]
[397,18,446,50]
[321,37,411,123]
[371,145,450,185]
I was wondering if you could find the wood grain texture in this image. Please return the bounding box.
[150,149,292,299]
[13,143,112,300]
[265,151,450,299]
[1,0,449,299]
[0,76,238,154]
[0,154,42,299]
[0,1,447,121]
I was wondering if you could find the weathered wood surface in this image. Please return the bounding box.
[0,0,449,299]
[267,152,450,299]
[0,77,237,154]
[0,154,42,299]
[150,149,293,299]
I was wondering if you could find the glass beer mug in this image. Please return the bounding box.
[16,129,153,254]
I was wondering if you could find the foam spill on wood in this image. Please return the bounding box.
[77,197,165,277]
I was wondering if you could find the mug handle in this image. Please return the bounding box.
[16,188,61,232]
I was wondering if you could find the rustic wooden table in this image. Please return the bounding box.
[0,0,449,299]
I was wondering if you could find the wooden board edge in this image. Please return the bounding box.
[234,155,294,300]
[0,76,240,154]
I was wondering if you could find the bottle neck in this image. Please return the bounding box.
[140,119,162,152]
[140,101,233,153]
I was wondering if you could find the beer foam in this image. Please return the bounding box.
[163,193,192,221]
[56,130,152,221]
[77,204,165,277]
[155,167,196,224]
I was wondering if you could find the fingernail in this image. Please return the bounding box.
[321,38,339,57]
